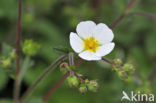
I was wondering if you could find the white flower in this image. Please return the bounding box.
[69,21,115,61]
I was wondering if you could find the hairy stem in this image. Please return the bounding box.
[42,53,74,102]
[125,0,137,13]
[20,55,67,103]
[110,14,125,29]
[130,11,156,20]
[68,53,84,83]
[75,58,83,68]
[102,57,115,65]
[42,72,70,102]
[19,56,30,84]
[69,52,74,66]
[13,0,22,102]
[110,0,137,29]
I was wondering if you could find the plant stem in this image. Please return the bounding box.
[42,71,70,102]
[130,11,156,20]
[69,52,74,66]
[75,59,83,68]
[110,14,125,30]
[110,0,137,29]
[20,55,67,103]
[68,53,84,82]
[102,57,115,65]
[125,0,137,13]
[19,56,30,84]
[73,72,84,83]
[13,0,22,102]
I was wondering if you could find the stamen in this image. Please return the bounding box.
[83,37,99,52]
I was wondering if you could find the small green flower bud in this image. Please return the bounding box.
[118,71,128,80]
[87,80,99,92]
[1,58,11,69]
[67,76,79,87]
[123,63,135,74]
[79,84,87,93]
[60,62,69,74]
[114,59,122,65]
[9,50,16,60]
[84,79,89,84]
[22,40,40,56]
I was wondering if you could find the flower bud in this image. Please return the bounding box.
[123,63,135,74]
[67,76,79,87]
[84,79,89,84]
[1,58,11,69]
[22,40,40,56]
[112,59,123,71]
[87,80,99,92]
[118,71,128,80]
[79,84,87,93]
[114,59,122,65]
[60,62,69,74]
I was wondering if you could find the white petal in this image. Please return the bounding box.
[78,51,101,61]
[70,32,84,53]
[93,23,114,44]
[95,43,115,57]
[76,21,96,39]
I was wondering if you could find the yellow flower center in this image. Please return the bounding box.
[83,37,99,52]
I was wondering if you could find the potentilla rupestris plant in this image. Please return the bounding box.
[1,0,152,102]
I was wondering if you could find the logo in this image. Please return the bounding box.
[121,91,155,102]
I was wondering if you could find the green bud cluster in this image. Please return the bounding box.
[59,62,99,93]
[22,39,40,56]
[79,84,87,93]
[113,59,135,81]
[0,50,16,69]
[117,71,128,80]
[1,58,11,69]
[86,80,99,92]
[78,79,99,93]
[66,75,80,87]
[123,63,135,74]
[64,72,99,93]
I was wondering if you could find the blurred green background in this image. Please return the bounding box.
[0,0,156,103]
